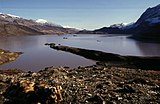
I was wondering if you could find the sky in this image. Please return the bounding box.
[0,0,160,29]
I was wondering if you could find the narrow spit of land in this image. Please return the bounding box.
[0,49,23,65]
[47,43,160,70]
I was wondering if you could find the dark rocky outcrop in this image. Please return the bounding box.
[3,80,63,103]
[46,44,160,70]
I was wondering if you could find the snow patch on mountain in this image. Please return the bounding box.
[110,23,126,28]
[36,19,48,23]
[122,22,135,29]
[109,22,135,29]
[0,13,20,19]
[63,25,75,28]
[1,16,6,18]
[7,14,20,18]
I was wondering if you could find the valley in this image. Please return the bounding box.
[0,2,160,104]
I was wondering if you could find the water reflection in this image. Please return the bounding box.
[0,34,160,71]
[0,35,95,71]
[135,42,160,56]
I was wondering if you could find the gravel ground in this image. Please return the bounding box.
[0,65,160,104]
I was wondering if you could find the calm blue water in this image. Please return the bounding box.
[0,34,160,71]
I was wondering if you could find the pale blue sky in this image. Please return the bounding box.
[0,0,160,29]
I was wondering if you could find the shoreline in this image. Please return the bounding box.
[0,49,23,65]
[0,46,160,103]
[47,43,160,70]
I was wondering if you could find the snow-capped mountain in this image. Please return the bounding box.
[110,23,125,29]
[121,22,135,29]
[135,4,160,26]
[0,13,20,18]
[36,19,47,23]
[91,22,135,34]
[131,4,160,39]
[0,13,21,23]
[35,19,63,27]
[0,13,78,36]
[109,22,135,29]
[86,4,160,38]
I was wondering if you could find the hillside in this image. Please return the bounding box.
[0,13,78,36]
[79,4,160,40]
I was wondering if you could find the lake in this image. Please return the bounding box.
[0,34,160,71]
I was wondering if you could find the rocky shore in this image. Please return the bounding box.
[0,47,160,103]
[0,65,160,103]
[46,44,160,70]
[0,49,23,65]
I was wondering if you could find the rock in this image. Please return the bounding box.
[0,65,160,103]
[96,83,103,89]
[63,37,68,39]
[86,94,105,104]
[106,81,112,85]
[20,80,35,93]
[116,85,136,93]
[117,97,123,100]
[93,67,103,70]
[151,87,160,92]
[3,79,63,103]
[128,78,149,84]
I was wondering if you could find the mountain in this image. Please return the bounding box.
[80,4,160,40]
[135,4,160,26]
[76,23,135,34]
[132,4,160,40]
[91,23,134,34]
[2,4,160,38]
[76,29,95,34]
[0,13,78,36]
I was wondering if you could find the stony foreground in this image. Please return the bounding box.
[0,65,160,104]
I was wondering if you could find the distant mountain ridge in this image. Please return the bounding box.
[79,4,160,40]
[0,13,78,36]
[1,4,160,38]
